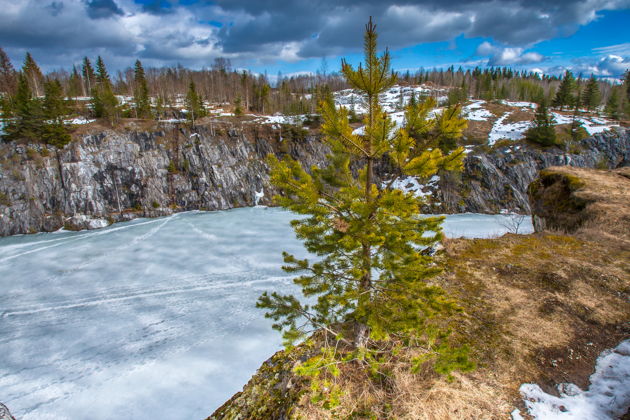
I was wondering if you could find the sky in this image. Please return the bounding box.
[0,0,629,80]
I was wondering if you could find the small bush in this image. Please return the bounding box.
[151,201,160,208]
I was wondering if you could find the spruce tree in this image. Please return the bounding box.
[257,18,472,401]
[22,52,43,97]
[185,81,205,124]
[582,75,601,112]
[3,72,43,141]
[67,66,83,99]
[133,59,151,118]
[552,70,575,110]
[605,87,621,120]
[525,100,557,146]
[92,56,119,124]
[41,79,71,147]
[81,57,96,97]
[0,47,16,96]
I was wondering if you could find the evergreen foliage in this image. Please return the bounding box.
[3,73,43,141]
[257,18,472,405]
[605,87,621,120]
[552,70,576,110]
[92,56,119,124]
[185,81,205,124]
[41,79,71,147]
[582,75,601,111]
[525,101,557,147]
[81,57,96,97]
[67,66,83,99]
[22,52,43,97]
[0,47,16,96]
[133,60,151,118]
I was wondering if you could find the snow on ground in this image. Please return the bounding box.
[463,100,494,121]
[65,117,95,125]
[513,339,630,420]
[334,84,448,115]
[0,208,533,420]
[488,112,532,145]
[254,114,308,125]
[501,100,537,109]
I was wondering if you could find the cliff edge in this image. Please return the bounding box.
[209,166,630,419]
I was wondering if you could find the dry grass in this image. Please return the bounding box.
[291,169,630,419]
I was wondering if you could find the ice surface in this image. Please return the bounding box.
[517,339,630,419]
[0,208,532,419]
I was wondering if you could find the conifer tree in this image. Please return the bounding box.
[185,80,205,124]
[133,59,151,118]
[605,87,621,120]
[552,70,575,110]
[81,57,96,97]
[0,47,16,96]
[3,72,43,141]
[582,75,601,112]
[257,19,471,400]
[233,96,243,117]
[525,100,557,146]
[92,56,119,124]
[41,79,71,147]
[67,66,83,99]
[22,52,43,97]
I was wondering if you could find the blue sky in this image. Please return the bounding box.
[0,0,628,79]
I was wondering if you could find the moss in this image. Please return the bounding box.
[0,191,10,207]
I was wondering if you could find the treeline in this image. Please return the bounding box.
[1,47,628,145]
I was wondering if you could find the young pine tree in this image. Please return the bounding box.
[133,59,151,119]
[582,75,601,112]
[257,19,472,401]
[525,100,557,146]
[553,70,576,111]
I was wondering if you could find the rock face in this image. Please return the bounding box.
[0,124,628,236]
[0,403,15,420]
[434,128,630,214]
[0,124,329,236]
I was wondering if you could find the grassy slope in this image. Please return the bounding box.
[209,167,630,419]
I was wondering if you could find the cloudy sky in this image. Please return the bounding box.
[0,0,629,79]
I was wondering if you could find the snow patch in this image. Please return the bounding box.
[488,112,532,145]
[518,339,630,419]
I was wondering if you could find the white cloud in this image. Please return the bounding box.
[475,42,545,66]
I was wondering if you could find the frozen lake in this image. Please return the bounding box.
[0,208,532,420]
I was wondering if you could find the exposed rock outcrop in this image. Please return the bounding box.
[0,124,329,236]
[0,124,628,236]
[435,128,630,213]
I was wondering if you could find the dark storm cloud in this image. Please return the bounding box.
[209,0,630,58]
[84,0,124,19]
[0,0,628,72]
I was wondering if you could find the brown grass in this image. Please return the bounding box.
[290,169,630,419]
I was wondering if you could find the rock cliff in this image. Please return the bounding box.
[0,123,329,236]
[0,123,628,236]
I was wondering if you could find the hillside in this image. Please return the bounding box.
[209,166,630,419]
